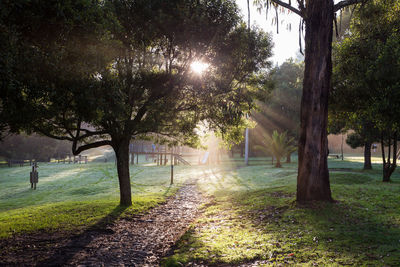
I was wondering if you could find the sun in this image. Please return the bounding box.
[191,60,209,75]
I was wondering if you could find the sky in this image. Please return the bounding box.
[236,0,303,65]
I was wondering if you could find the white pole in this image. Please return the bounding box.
[245,127,249,165]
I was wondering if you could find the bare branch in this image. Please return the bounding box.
[270,0,303,17]
[34,127,74,141]
[334,0,368,12]
[296,0,305,13]
[72,140,112,155]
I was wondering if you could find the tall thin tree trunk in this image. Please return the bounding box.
[286,152,291,163]
[297,0,333,202]
[341,133,344,160]
[363,142,372,170]
[275,158,282,168]
[382,132,397,182]
[114,139,132,206]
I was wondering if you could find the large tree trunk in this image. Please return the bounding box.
[297,0,334,202]
[363,142,372,170]
[382,164,395,182]
[114,139,132,206]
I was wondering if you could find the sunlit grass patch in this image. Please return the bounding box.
[164,158,400,266]
[0,162,198,238]
[0,196,163,239]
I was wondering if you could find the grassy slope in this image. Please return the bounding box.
[165,157,400,266]
[0,162,200,238]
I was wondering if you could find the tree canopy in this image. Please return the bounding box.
[251,59,303,162]
[332,0,400,180]
[255,130,296,167]
[1,0,273,205]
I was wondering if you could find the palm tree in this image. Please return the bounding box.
[255,130,297,168]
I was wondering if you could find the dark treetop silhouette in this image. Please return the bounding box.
[1,0,273,205]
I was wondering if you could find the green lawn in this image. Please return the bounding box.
[0,162,200,238]
[164,156,400,266]
[2,156,400,266]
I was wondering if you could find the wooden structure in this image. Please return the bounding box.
[63,155,88,164]
[129,142,194,166]
[2,155,88,168]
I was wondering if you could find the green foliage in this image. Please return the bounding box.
[346,132,364,149]
[255,130,296,167]
[258,59,303,138]
[2,0,273,149]
[249,59,302,158]
[332,0,400,180]
[332,0,400,128]
[1,0,273,204]
[0,0,113,134]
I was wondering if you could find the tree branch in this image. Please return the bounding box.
[76,129,109,140]
[270,0,303,17]
[334,0,367,12]
[34,127,74,141]
[72,140,112,155]
[128,84,175,131]
[296,0,305,13]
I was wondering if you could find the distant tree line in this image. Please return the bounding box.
[0,134,71,162]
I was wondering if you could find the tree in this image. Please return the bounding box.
[252,0,366,202]
[332,0,400,181]
[2,0,273,205]
[255,130,296,167]
[344,120,379,170]
[328,110,379,170]
[263,59,303,163]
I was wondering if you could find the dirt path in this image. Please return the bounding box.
[0,181,206,266]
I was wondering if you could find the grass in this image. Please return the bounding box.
[2,155,400,265]
[0,162,201,239]
[163,157,400,266]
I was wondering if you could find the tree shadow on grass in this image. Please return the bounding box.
[329,172,375,184]
[235,191,400,265]
[288,200,400,265]
[35,205,129,266]
[166,188,400,266]
[0,166,117,212]
[163,184,173,196]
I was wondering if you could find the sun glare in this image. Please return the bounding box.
[191,61,209,75]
